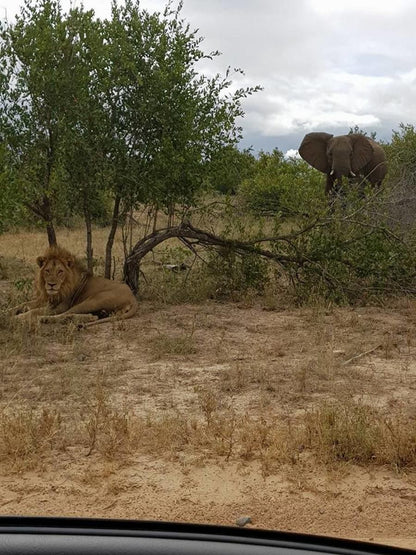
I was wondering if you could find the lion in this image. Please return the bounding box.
[13,245,137,328]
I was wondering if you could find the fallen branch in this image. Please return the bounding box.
[123,221,307,294]
[342,344,382,366]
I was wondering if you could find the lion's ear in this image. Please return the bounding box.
[36,256,45,268]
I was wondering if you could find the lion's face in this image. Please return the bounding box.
[35,248,80,306]
[38,258,70,297]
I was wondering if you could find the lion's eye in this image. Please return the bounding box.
[57,270,63,276]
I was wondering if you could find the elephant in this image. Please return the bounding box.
[298,132,387,195]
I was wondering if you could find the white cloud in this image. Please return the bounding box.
[310,0,411,15]
[284,149,300,159]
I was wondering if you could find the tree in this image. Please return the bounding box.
[0,144,22,233]
[206,146,257,194]
[0,0,84,244]
[388,123,416,186]
[101,1,260,277]
[0,0,260,282]
[58,8,110,270]
[348,125,377,140]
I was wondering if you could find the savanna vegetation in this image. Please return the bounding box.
[2,0,416,306]
[2,1,416,543]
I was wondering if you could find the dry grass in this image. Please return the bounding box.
[2,225,416,478]
[3,393,416,474]
[0,408,63,471]
[150,332,197,359]
[305,402,416,469]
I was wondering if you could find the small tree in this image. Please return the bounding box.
[0,0,84,244]
[58,9,110,269]
[102,1,260,277]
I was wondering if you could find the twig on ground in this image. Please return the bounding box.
[342,344,382,366]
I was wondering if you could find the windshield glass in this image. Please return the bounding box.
[0,0,415,551]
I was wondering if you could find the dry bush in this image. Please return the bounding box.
[141,264,217,305]
[305,402,381,464]
[217,363,250,394]
[0,256,33,283]
[2,394,416,473]
[135,412,195,459]
[239,416,300,474]
[379,416,416,468]
[199,409,238,461]
[196,387,220,425]
[82,383,135,459]
[0,408,62,471]
[0,312,41,358]
[304,401,416,469]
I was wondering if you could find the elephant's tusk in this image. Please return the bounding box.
[349,171,356,177]
[330,169,335,176]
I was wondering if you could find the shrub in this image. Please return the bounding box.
[207,248,270,299]
[384,123,416,232]
[280,188,416,304]
[239,150,325,217]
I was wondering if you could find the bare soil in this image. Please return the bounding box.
[1,298,416,548]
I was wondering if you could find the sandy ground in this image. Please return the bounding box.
[1,297,416,549]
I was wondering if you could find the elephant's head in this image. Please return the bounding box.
[299,132,374,180]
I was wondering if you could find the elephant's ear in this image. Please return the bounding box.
[298,132,333,173]
[349,134,374,172]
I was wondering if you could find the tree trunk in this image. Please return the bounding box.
[152,207,158,233]
[46,221,57,247]
[44,128,57,246]
[124,256,140,294]
[167,203,174,227]
[105,194,121,279]
[41,195,57,246]
[84,198,93,273]
[25,197,57,246]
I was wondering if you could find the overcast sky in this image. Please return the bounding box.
[4,0,416,154]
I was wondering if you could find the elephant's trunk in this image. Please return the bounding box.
[330,165,353,179]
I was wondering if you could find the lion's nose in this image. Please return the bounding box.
[48,283,56,288]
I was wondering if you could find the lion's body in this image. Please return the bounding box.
[14,246,137,328]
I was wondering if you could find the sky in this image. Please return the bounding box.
[3,0,416,155]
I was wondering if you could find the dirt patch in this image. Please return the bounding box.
[1,301,416,548]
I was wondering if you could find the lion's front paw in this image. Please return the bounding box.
[13,311,40,330]
[15,312,27,320]
[15,311,35,322]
